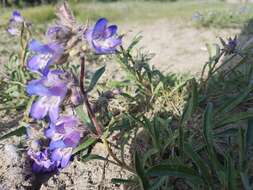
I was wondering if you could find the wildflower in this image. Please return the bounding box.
[220,36,237,55]
[28,148,56,173]
[84,18,122,54]
[45,116,81,168]
[7,10,24,36]
[27,39,64,75]
[27,70,67,122]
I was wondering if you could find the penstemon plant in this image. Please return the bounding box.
[3,2,253,190]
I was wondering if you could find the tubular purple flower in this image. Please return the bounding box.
[27,70,67,122]
[84,18,122,54]
[27,39,64,75]
[28,148,57,173]
[45,116,82,168]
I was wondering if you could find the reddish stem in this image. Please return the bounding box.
[79,54,102,136]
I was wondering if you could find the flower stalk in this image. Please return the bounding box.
[79,53,103,136]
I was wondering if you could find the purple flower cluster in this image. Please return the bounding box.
[28,116,81,172]
[9,10,122,173]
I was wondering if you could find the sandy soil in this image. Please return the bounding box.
[120,19,239,75]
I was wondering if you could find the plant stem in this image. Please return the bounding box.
[103,138,136,174]
[79,53,103,136]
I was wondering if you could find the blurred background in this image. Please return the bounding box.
[1,0,253,74]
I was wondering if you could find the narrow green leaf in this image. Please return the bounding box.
[81,154,108,163]
[127,35,142,53]
[216,112,253,128]
[87,66,105,92]
[75,106,91,124]
[72,137,96,155]
[216,84,252,114]
[225,156,237,190]
[111,178,137,185]
[147,164,203,185]
[0,126,26,141]
[246,118,253,151]
[203,103,214,147]
[184,143,212,185]
[180,78,198,125]
[134,152,150,190]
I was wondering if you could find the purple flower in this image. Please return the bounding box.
[28,148,56,173]
[27,39,64,75]
[45,116,81,148]
[7,10,24,36]
[27,70,67,122]
[11,10,23,23]
[45,116,81,168]
[84,18,122,54]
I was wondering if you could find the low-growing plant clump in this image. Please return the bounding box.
[2,1,253,190]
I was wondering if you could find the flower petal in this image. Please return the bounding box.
[105,25,117,38]
[26,79,50,96]
[92,18,108,39]
[48,98,61,122]
[61,148,72,168]
[30,97,49,120]
[63,131,80,147]
[50,140,66,150]
[27,54,50,74]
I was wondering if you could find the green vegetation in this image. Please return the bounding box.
[1,1,253,28]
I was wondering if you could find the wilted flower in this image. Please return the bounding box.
[28,148,57,173]
[27,70,68,122]
[27,39,64,75]
[84,18,122,54]
[45,116,82,168]
[7,10,24,36]
[46,25,72,45]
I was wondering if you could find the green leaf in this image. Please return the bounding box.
[87,66,105,92]
[127,35,142,53]
[134,152,150,190]
[72,137,96,155]
[111,178,137,185]
[246,118,253,151]
[180,78,198,125]
[184,143,212,186]
[216,112,253,128]
[214,128,239,138]
[81,154,107,163]
[0,126,26,141]
[203,103,214,147]
[146,164,203,185]
[216,84,252,114]
[225,156,237,190]
[75,106,91,124]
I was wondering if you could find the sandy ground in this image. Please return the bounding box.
[119,19,239,75]
[0,19,242,189]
